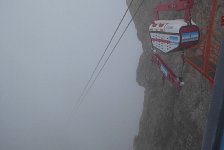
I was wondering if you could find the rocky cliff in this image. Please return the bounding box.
[127,0,223,149]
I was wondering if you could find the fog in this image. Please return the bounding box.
[0,0,144,150]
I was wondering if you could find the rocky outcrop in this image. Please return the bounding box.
[127,0,223,149]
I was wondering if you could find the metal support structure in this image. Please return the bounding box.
[152,53,183,90]
[154,0,194,23]
[185,0,219,85]
[203,0,218,80]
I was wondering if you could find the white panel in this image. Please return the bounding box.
[150,32,180,53]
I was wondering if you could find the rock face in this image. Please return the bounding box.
[127,0,224,149]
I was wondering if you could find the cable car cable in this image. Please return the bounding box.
[74,0,135,111]
[68,0,136,119]
[72,0,146,114]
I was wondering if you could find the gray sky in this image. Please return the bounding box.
[0,0,144,150]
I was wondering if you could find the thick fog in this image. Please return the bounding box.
[0,0,144,150]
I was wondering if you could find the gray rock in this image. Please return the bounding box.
[127,0,224,149]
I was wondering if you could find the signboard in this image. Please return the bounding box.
[181,32,199,43]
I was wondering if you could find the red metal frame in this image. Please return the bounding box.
[221,16,224,26]
[154,0,194,24]
[184,0,220,86]
[152,53,182,90]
